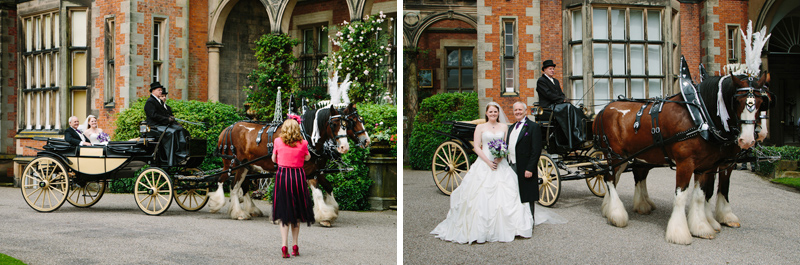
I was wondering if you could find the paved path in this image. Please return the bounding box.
[403,168,800,264]
[0,187,396,264]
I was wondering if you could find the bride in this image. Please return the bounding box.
[431,102,565,244]
[79,115,109,146]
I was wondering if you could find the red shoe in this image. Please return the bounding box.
[281,246,290,258]
[292,245,299,256]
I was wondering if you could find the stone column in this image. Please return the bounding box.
[207,42,223,102]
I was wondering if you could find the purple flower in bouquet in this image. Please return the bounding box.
[98,132,110,143]
[487,139,508,159]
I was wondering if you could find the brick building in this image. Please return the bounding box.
[1,0,397,184]
[404,0,800,146]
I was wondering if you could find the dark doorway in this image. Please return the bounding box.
[767,53,800,146]
[219,0,270,108]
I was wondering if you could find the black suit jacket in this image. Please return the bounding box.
[536,75,565,108]
[506,118,543,203]
[145,95,172,126]
[65,127,89,146]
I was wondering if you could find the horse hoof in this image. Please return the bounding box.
[695,233,715,240]
[723,222,741,228]
[320,221,332,227]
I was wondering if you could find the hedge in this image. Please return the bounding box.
[358,103,398,155]
[109,97,245,193]
[408,92,479,170]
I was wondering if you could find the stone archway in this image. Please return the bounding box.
[763,2,800,145]
[208,0,271,107]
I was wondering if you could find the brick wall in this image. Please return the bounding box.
[681,2,702,81]
[188,0,209,101]
[540,0,562,81]
[291,0,350,26]
[92,0,124,138]
[416,19,476,94]
[480,0,540,118]
[711,0,748,74]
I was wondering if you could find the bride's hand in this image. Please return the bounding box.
[486,159,498,170]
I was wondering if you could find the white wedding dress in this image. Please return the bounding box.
[86,132,108,146]
[430,130,534,244]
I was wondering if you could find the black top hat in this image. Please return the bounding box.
[162,89,168,95]
[541,60,557,71]
[150,82,165,92]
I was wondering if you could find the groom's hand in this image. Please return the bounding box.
[524,170,533,178]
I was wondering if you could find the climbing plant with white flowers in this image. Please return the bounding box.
[321,12,394,103]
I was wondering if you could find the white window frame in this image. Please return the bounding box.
[153,19,165,83]
[726,24,741,63]
[501,19,517,94]
[445,48,475,93]
[104,18,116,107]
[21,11,62,130]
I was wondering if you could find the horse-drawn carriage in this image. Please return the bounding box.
[430,103,607,207]
[20,98,370,224]
[21,126,211,215]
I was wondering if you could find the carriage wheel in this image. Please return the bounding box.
[586,151,607,197]
[67,180,106,208]
[431,141,470,195]
[174,184,209,212]
[20,157,70,212]
[538,155,561,207]
[134,168,173,215]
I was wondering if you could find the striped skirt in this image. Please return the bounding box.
[272,166,314,226]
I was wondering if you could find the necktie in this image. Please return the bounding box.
[515,121,522,129]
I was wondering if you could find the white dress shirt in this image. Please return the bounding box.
[508,117,526,164]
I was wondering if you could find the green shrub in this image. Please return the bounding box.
[325,141,372,210]
[109,97,245,193]
[756,146,800,176]
[408,92,479,170]
[244,33,299,120]
[359,103,397,155]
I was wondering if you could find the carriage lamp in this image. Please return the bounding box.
[139,121,150,134]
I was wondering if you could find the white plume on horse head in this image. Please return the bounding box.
[739,20,771,77]
[328,70,352,105]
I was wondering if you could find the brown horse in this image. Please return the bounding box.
[208,103,369,223]
[594,72,769,244]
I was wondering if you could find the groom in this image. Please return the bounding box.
[507,102,543,227]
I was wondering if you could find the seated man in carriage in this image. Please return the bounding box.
[144,82,190,166]
[535,60,588,152]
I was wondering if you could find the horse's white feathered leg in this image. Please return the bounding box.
[603,163,628,226]
[665,188,692,244]
[311,185,338,227]
[633,179,656,215]
[605,182,628,227]
[208,182,226,213]
[688,182,716,239]
[705,199,721,232]
[715,192,741,227]
[242,191,263,217]
[229,170,251,220]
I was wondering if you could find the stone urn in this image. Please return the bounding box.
[366,142,396,210]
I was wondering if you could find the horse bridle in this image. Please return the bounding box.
[342,110,367,137]
[732,86,771,126]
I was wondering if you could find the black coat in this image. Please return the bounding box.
[506,118,543,203]
[536,75,565,108]
[145,95,172,126]
[65,127,89,146]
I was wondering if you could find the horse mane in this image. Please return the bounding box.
[697,75,742,130]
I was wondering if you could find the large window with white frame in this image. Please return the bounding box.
[104,18,116,107]
[570,7,665,114]
[153,19,164,83]
[70,9,89,120]
[21,11,61,130]
[502,19,517,94]
[727,25,740,63]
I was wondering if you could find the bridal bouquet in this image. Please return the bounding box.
[487,139,508,159]
[98,132,110,143]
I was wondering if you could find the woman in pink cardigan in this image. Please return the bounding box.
[271,115,313,258]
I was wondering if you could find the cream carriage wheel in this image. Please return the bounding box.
[134,168,173,215]
[431,141,470,195]
[538,155,561,207]
[586,151,607,197]
[20,156,70,212]
[174,185,209,212]
[67,180,106,208]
